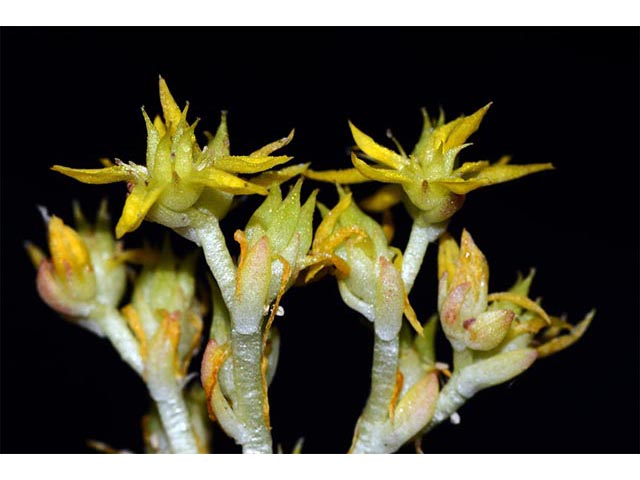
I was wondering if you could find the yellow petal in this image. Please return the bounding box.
[487,291,551,324]
[537,310,594,358]
[251,163,310,188]
[473,162,555,185]
[437,232,460,282]
[304,167,371,184]
[158,76,182,133]
[48,216,92,282]
[251,129,295,157]
[453,160,491,177]
[349,121,408,169]
[51,165,135,184]
[191,168,268,195]
[115,183,165,238]
[215,155,293,174]
[433,103,491,151]
[360,184,403,212]
[351,153,410,185]
[153,114,167,137]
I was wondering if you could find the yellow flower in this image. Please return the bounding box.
[306,105,553,223]
[52,78,305,238]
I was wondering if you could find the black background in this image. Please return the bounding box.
[1,28,638,453]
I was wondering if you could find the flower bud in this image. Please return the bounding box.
[29,203,126,320]
[244,179,318,297]
[437,230,490,351]
[123,242,202,378]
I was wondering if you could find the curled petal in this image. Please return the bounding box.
[313,193,353,250]
[537,310,594,358]
[487,291,551,324]
[351,154,411,185]
[250,129,295,157]
[349,121,408,169]
[433,103,491,151]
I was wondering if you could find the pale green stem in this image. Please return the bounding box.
[351,333,399,453]
[194,219,237,308]
[149,386,200,453]
[401,221,444,293]
[91,306,144,376]
[230,323,272,453]
[195,216,273,453]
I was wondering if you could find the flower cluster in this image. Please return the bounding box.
[28,79,592,454]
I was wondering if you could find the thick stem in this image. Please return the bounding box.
[195,219,237,308]
[151,389,200,454]
[92,306,144,376]
[230,325,273,453]
[351,333,399,453]
[401,221,444,293]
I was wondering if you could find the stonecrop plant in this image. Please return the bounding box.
[27,78,593,454]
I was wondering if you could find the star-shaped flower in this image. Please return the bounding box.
[306,104,553,223]
[53,78,305,238]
